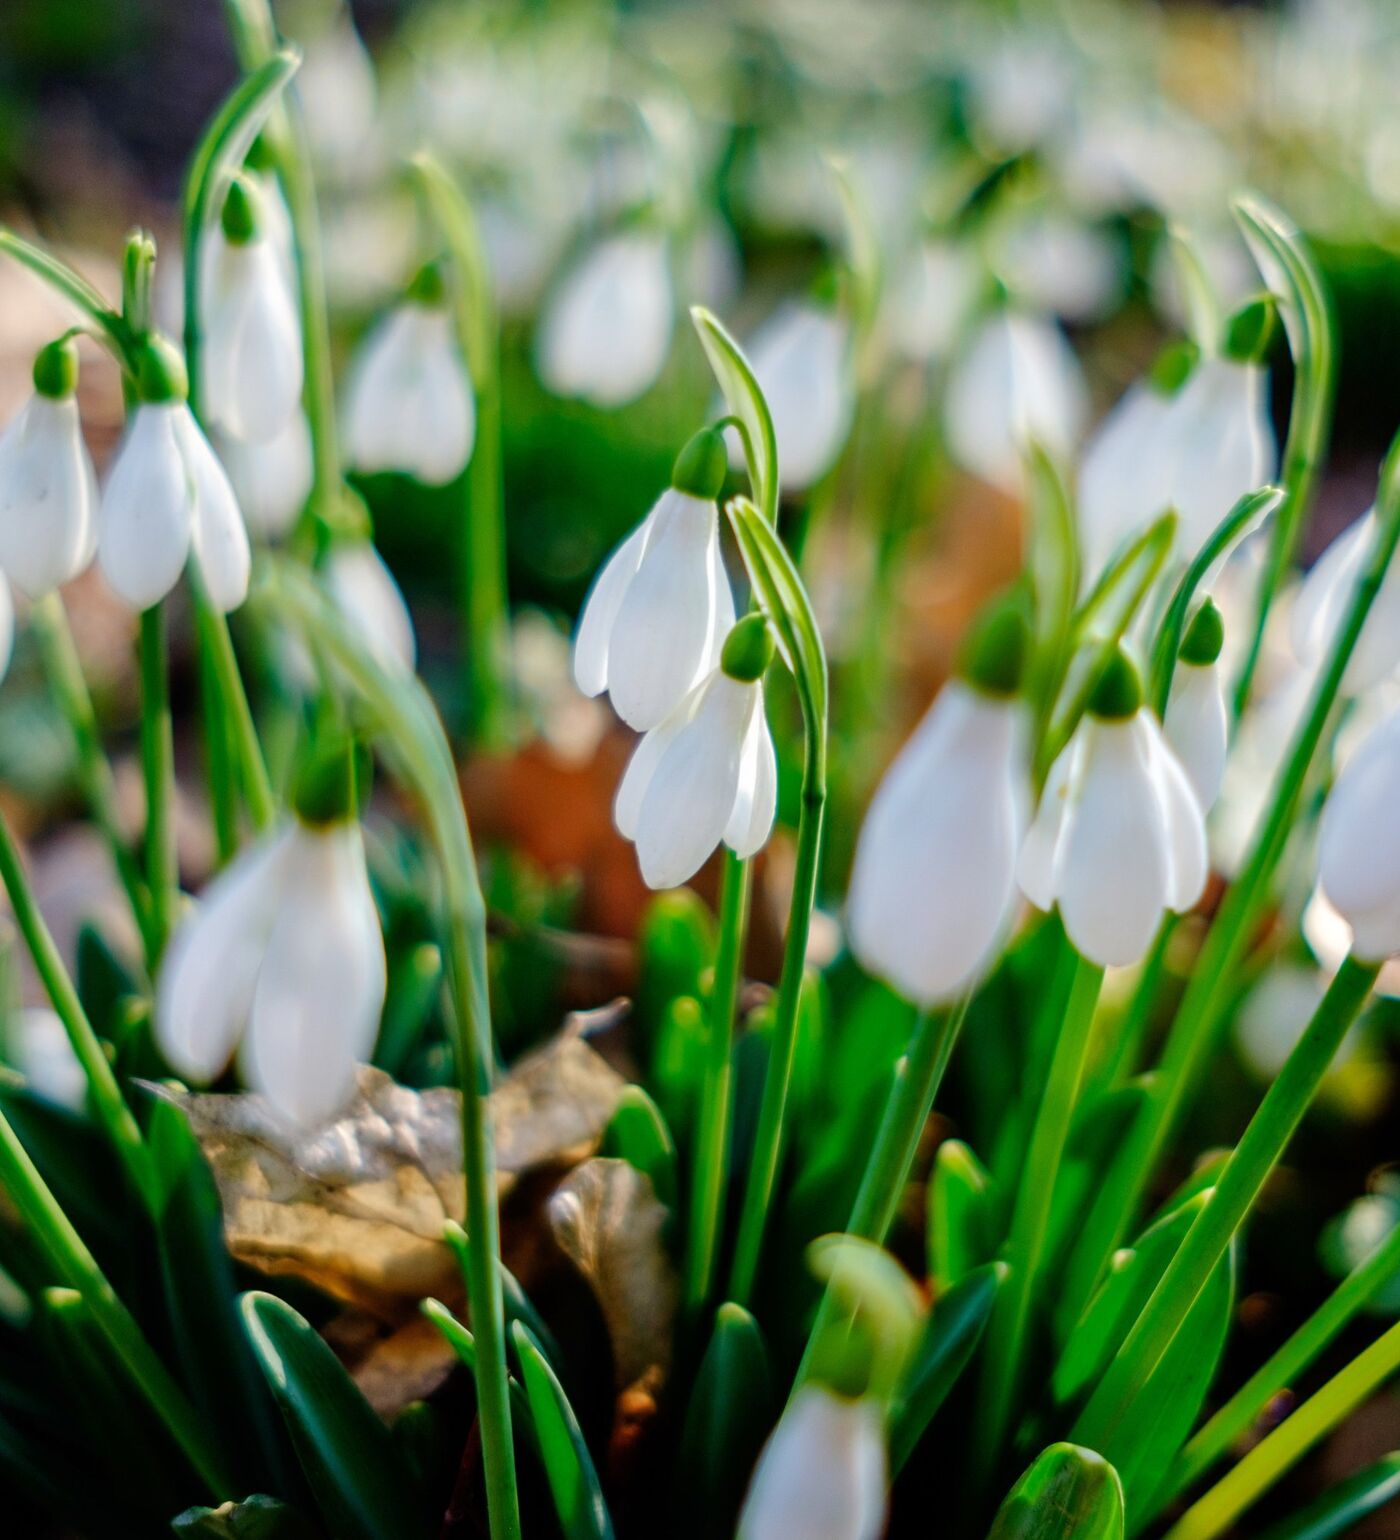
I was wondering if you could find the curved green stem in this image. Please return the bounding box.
[683,848,751,1317]
[192,593,276,835]
[0,229,136,371]
[410,153,513,748]
[259,558,521,1540]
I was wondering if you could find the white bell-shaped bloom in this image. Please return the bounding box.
[344,299,475,485]
[887,239,981,365]
[1077,381,1176,583]
[7,1007,87,1111]
[1163,598,1229,813]
[737,1385,886,1540]
[156,816,385,1127]
[744,300,854,493]
[1018,652,1208,967]
[615,620,777,889]
[944,309,1087,493]
[1293,508,1400,695]
[98,347,250,613]
[848,657,1029,1005]
[215,410,313,540]
[997,211,1122,324]
[535,231,673,408]
[0,382,98,598]
[325,542,416,674]
[297,12,377,179]
[199,190,304,444]
[1317,705,1400,961]
[574,427,733,730]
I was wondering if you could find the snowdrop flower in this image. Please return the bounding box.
[7,1007,86,1112]
[343,265,475,485]
[848,601,1031,1005]
[886,238,981,365]
[296,10,377,179]
[199,176,304,444]
[1317,704,1400,960]
[737,1385,885,1540]
[574,426,734,730]
[1018,647,1208,967]
[98,337,250,613]
[1164,598,1230,813]
[744,299,854,493]
[1292,506,1400,695]
[324,540,416,674]
[943,308,1087,493]
[997,211,1122,324]
[615,614,777,890]
[535,230,673,407]
[156,745,385,1128]
[0,337,98,598]
[215,410,313,540]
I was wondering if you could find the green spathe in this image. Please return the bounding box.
[671,425,729,501]
[290,732,360,825]
[959,597,1031,698]
[33,337,78,400]
[721,614,775,683]
[219,175,260,245]
[1088,646,1144,721]
[136,335,190,404]
[1179,598,1225,667]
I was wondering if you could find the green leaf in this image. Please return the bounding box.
[172,1495,321,1539]
[1025,444,1078,734]
[421,1298,535,1439]
[600,1085,679,1215]
[1253,1453,1400,1540]
[637,891,715,1042]
[650,995,708,1146]
[891,1262,1005,1473]
[988,1443,1125,1540]
[828,156,881,339]
[927,1139,996,1290]
[691,306,779,520]
[512,1320,614,1540]
[241,1292,417,1540]
[373,940,442,1079]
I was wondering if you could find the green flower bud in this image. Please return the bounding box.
[670,426,729,501]
[1148,337,1200,396]
[958,594,1031,698]
[1087,644,1145,721]
[135,334,189,404]
[1222,293,1279,366]
[220,174,261,245]
[291,730,361,826]
[405,260,448,308]
[32,337,78,400]
[720,614,775,683]
[1179,596,1225,667]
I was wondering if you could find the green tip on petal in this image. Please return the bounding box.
[291,729,361,826]
[33,337,78,400]
[406,260,448,308]
[1148,337,1200,396]
[720,613,775,683]
[220,174,261,245]
[1180,596,1225,666]
[670,426,729,500]
[1088,644,1145,720]
[1222,293,1279,365]
[958,594,1031,698]
[135,335,189,404]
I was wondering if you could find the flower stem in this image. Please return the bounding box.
[973,947,1104,1478]
[410,154,514,749]
[138,603,178,960]
[725,765,826,1306]
[0,810,148,1191]
[1072,955,1377,1455]
[261,559,521,1540]
[0,1102,230,1496]
[192,589,276,834]
[28,593,156,965]
[683,848,751,1318]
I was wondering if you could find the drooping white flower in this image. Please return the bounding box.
[7,1007,86,1112]
[296,10,378,179]
[848,604,1030,1006]
[615,615,777,890]
[98,339,250,613]
[156,807,385,1128]
[737,1385,886,1540]
[886,238,981,365]
[574,426,733,730]
[943,308,1087,493]
[1018,648,1208,967]
[199,177,304,445]
[0,339,98,598]
[1077,379,1177,583]
[997,210,1123,324]
[744,299,854,493]
[1164,598,1229,813]
[535,231,673,408]
[215,410,313,540]
[343,273,476,485]
[324,541,416,674]
[1317,704,1400,961]
[1292,507,1400,695]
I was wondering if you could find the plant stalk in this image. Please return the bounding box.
[138,603,178,960]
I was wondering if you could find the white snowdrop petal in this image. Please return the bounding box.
[1319,710,1400,924]
[747,303,853,493]
[11,1008,87,1111]
[1077,383,1173,585]
[1140,713,1209,913]
[738,1387,887,1540]
[98,405,195,610]
[0,394,98,596]
[573,518,650,697]
[1292,513,1370,665]
[179,410,251,612]
[701,522,737,673]
[326,543,416,672]
[608,491,721,729]
[202,236,304,444]
[216,411,313,539]
[614,683,704,839]
[724,692,778,859]
[155,828,292,1083]
[1165,661,1229,812]
[1016,739,1077,912]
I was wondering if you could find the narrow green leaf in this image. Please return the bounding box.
[0,229,132,365]
[512,1320,614,1540]
[691,306,779,521]
[171,1495,321,1539]
[891,1262,1005,1473]
[1025,443,1078,735]
[927,1139,996,1290]
[1253,1453,1400,1540]
[421,1297,535,1439]
[600,1085,679,1214]
[241,1292,417,1540]
[373,939,442,1078]
[988,1443,1125,1540]
[637,891,715,1040]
